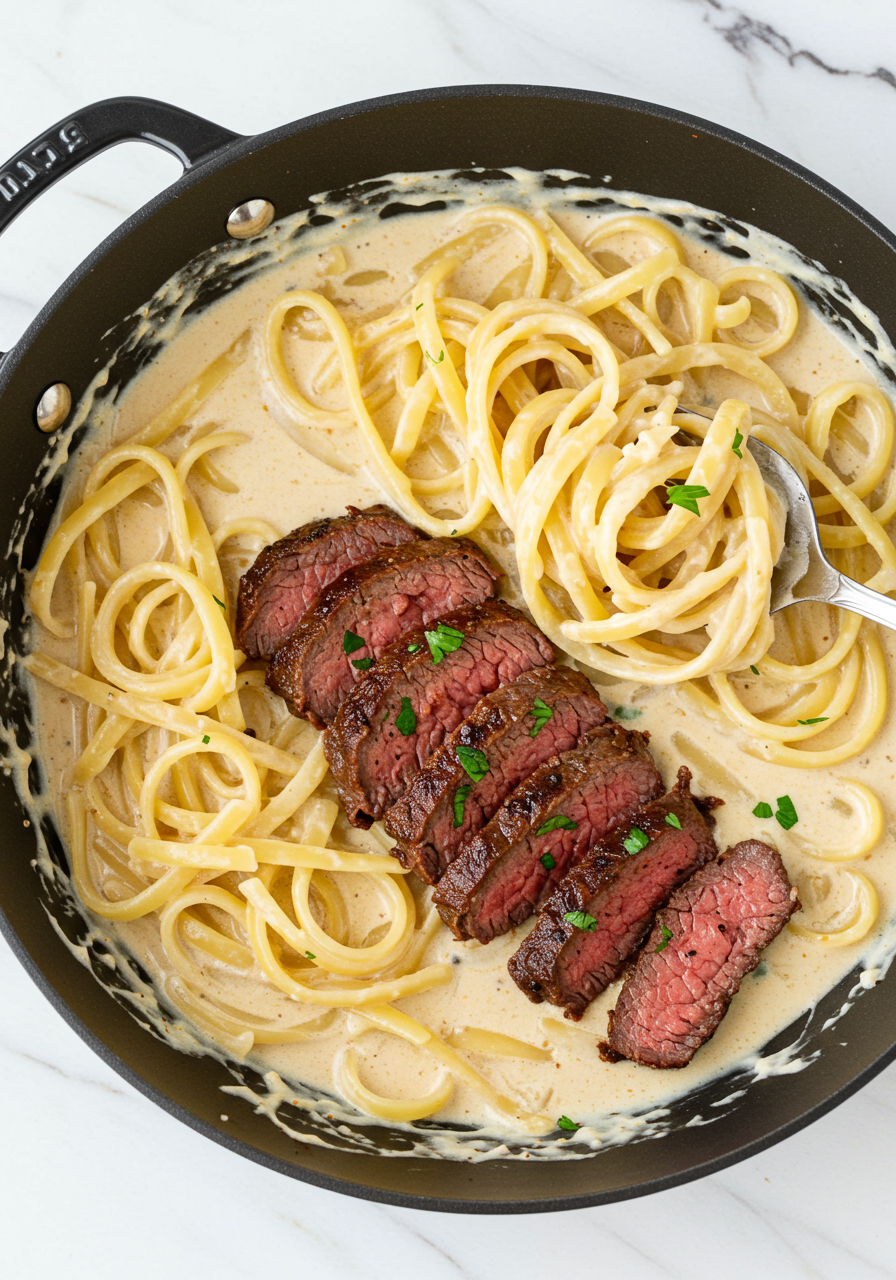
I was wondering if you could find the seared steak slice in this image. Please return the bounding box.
[236,505,422,658]
[508,769,718,1019]
[386,665,607,883]
[601,840,799,1068]
[266,537,498,728]
[433,724,662,944]
[324,601,553,827]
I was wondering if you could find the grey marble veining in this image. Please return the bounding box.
[2,2,896,1276]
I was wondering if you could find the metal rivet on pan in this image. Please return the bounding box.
[226,199,275,239]
[35,382,72,433]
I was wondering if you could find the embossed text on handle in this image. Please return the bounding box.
[0,119,89,204]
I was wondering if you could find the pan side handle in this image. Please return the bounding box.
[0,96,243,238]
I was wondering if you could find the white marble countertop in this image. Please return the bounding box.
[2,1,896,1274]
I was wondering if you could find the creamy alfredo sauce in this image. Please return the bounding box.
[20,169,896,1156]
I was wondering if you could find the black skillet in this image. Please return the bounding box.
[1,85,895,1213]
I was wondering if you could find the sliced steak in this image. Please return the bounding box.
[266,537,498,728]
[386,665,607,883]
[324,601,554,828]
[236,505,422,658]
[508,769,719,1019]
[601,840,799,1068]
[433,723,662,944]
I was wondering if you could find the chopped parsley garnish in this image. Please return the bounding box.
[415,302,423,310]
[352,656,374,670]
[797,716,829,725]
[212,595,226,610]
[305,951,316,961]
[775,794,799,830]
[343,629,366,655]
[752,801,773,819]
[529,698,553,737]
[425,348,445,364]
[540,851,556,870]
[453,785,472,828]
[395,697,417,736]
[612,704,641,721]
[450,528,458,535]
[424,620,465,664]
[665,481,711,516]
[536,815,578,836]
[456,744,489,782]
[407,642,422,653]
[564,910,597,932]
[665,813,682,830]
[623,826,649,855]
[732,429,744,459]
[557,1115,580,1131]
[750,665,760,675]
[655,924,673,953]
[201,734,210,745]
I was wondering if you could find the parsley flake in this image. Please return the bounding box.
[564,910,597,932]
[529,698,553,737]
[352,656,374,670]
[655,924,673,953]
[797,716,829,725]
[305,951,316,961]
[623,827,649,855]
[775,794,799,830]
[732,429,744,459]
[456,744,489,782]
[453,784,472,829]
[212,595,226,610]
[343,629,365,655]
[395,697,417,736]
[536,815,578,836]
[665,482,711,516]
[540,851,556,870]
[665,813,682,830]
[201,734,210,745]
[415,302,423,310]
[407,643,422,653]
[612,704,641,721]
[750,665,760,675]
[752,801,773,819]
[424,620,465,664]
[425,349,445,365]
[557,1115,580,1131]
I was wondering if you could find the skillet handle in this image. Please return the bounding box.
[0,96,242,237]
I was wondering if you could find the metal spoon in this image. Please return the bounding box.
[675,416,896,626]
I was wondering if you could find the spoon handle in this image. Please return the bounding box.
[828,573,896,631]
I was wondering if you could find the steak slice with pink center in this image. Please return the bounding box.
[324,600,553,827]
[385,665,607,883]
[236,505,423,658]
[601,839,800,1068]
[433,723,662,944]
[266,536,498,728]
[508,768,719,1019]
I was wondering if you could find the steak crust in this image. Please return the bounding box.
[236,505,422,658]
[385,665,607,883]
[508,768,719,1020]
[324,600,554,827]
[266,537,498,728]
[601,839,799,1067]
[433,724,662,944]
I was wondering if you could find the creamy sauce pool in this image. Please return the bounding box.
[26,172,896,1152]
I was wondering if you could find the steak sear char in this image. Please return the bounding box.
[236,505,422,658]
[324,600,553,828]
[386,665,607,883]
[508,768,718,1020]
[266,536,498,728]
[433,723,662,944]
[601,839,799,1068]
